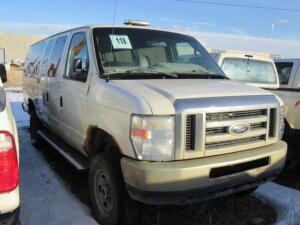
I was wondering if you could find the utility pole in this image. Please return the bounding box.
[269,24,275,54]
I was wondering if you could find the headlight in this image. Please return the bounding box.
[0,87,6,112]
[279,106,285,139]
[131,115,175,161]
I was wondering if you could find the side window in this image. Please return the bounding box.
[65,32,89,82]
[47,36,67,77]
[40,39,55,76]
[25,42,46,75]
[275,62,293,85]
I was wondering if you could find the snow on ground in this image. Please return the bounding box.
[256,183,300,225]
[6,90,300,225]
[7,91,98,225]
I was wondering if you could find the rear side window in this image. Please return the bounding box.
[40,39,55,76]
[65,32,89,82]
[275,62,293,85]
[25,42,47,75]
[47,36,67,77]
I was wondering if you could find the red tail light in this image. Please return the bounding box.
[0,131,19,193]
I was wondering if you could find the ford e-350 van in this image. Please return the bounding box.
[23,21,286,225]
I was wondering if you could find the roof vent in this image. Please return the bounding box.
[124,19,150,27]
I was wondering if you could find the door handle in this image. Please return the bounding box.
[60,96,63,107]
[46,92,49,102]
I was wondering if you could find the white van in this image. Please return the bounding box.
[211,50,280,89]
[0,66,20,225]
[23,22,286,225]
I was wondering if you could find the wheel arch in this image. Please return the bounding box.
[84,126,123,159]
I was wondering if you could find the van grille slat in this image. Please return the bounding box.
[206,109,266,121]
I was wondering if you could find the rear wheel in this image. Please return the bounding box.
[29,110,43,146]
[89,153,135,225]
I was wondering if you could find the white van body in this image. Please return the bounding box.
[211,50,280,89]
[273,59,300,136]
[0,79,20,225]
[23,24,286,225]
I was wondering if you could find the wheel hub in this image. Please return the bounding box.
[96,172,113,213]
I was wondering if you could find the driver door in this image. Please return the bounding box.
[59,30,92,152]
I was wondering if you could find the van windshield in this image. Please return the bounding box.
[221,58,277,84]
[93,28,225,79]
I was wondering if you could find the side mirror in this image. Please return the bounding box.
[71,58,88,81]
[73,58,83,73]
[0,64,7,83]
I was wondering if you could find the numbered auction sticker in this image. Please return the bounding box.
[109,35,132,49]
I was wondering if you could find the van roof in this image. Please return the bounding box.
[30,24,194,47]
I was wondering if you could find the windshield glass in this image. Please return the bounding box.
[93,28,225,78]
[221,57,277,84]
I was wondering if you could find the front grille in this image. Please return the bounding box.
[205,109,268,151]
[185,108,276,155]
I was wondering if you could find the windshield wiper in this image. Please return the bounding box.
[103,69,178,80]
[175,71,229,79]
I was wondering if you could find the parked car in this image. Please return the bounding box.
[0,67,20,225]
[273,59,300,156]
[23,21,287,225]
[210,50,280,89]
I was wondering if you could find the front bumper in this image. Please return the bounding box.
[121,141,287,205]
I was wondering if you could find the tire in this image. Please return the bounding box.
[89,153,135,225]
[29,110,43,146]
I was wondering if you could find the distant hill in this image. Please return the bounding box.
[0,33,47,63]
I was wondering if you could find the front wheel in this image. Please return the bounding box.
[89,153,135,225]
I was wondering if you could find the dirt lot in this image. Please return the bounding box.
[5,67,23,88]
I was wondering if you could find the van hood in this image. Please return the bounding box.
[112,79,274,114]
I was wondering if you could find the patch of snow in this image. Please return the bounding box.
[256,182,300,225]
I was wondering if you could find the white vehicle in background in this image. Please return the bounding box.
[273,59,300,151]
[210,50,280,89]
[0,69,20,224]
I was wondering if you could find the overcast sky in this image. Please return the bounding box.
[1,0,300,57]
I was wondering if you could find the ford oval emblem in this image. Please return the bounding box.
[230,122,250,135]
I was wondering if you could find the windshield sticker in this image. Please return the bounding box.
[109,35,132,49]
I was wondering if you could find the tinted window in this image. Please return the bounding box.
[25,42,47,75]
[40,39,55,76]
[65,32,89,82]
[47,36,67,77]
[222,58,277,84]
[275,62,293,85]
